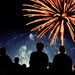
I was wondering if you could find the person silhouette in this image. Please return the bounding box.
[48,62,54,72]
[53,46,72,72]
[72,64,75,73]
[29,42,49,72]
[21,64,26,72]
[13,57,22,72]
[14,57,19,64]
[0,47,13,72]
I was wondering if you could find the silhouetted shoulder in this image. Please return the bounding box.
[30,51,37,55]
[30,51,48,70]
[0,55,13,64]
[53,53,72,72]
[30,51,48,59]
[53,53,72,65]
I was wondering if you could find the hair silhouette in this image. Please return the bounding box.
[36,42,44,51]
[58,46,66,53]
[0,47,7,56]
[14,57,19,64]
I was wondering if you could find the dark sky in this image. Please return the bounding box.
[1,0,28,31]
[16,0,33,30]
[1,0,44,31]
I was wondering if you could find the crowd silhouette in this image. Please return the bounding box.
[0,42,75,73]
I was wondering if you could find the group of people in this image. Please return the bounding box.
[0,42,75,73]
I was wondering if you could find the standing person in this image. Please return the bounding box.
[13,57,22,72]
[53,46,72,72]
[29,42,49,72]
[0,47,13,72]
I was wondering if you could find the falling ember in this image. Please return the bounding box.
[22,0,75,46]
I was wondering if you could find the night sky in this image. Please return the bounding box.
[0,0,75,67]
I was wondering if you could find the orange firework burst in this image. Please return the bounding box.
[22,0,75,46]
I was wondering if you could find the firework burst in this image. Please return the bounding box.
[22,0,75,46]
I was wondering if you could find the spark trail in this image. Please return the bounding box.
[22,0,75,46]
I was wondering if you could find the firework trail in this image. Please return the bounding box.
[22,0,75,46]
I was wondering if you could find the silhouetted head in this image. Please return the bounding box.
[0,47,7,56]
[36,42,44,52]
[58,46,66,54]
[14,57,19,64]
[22,64,26,69]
